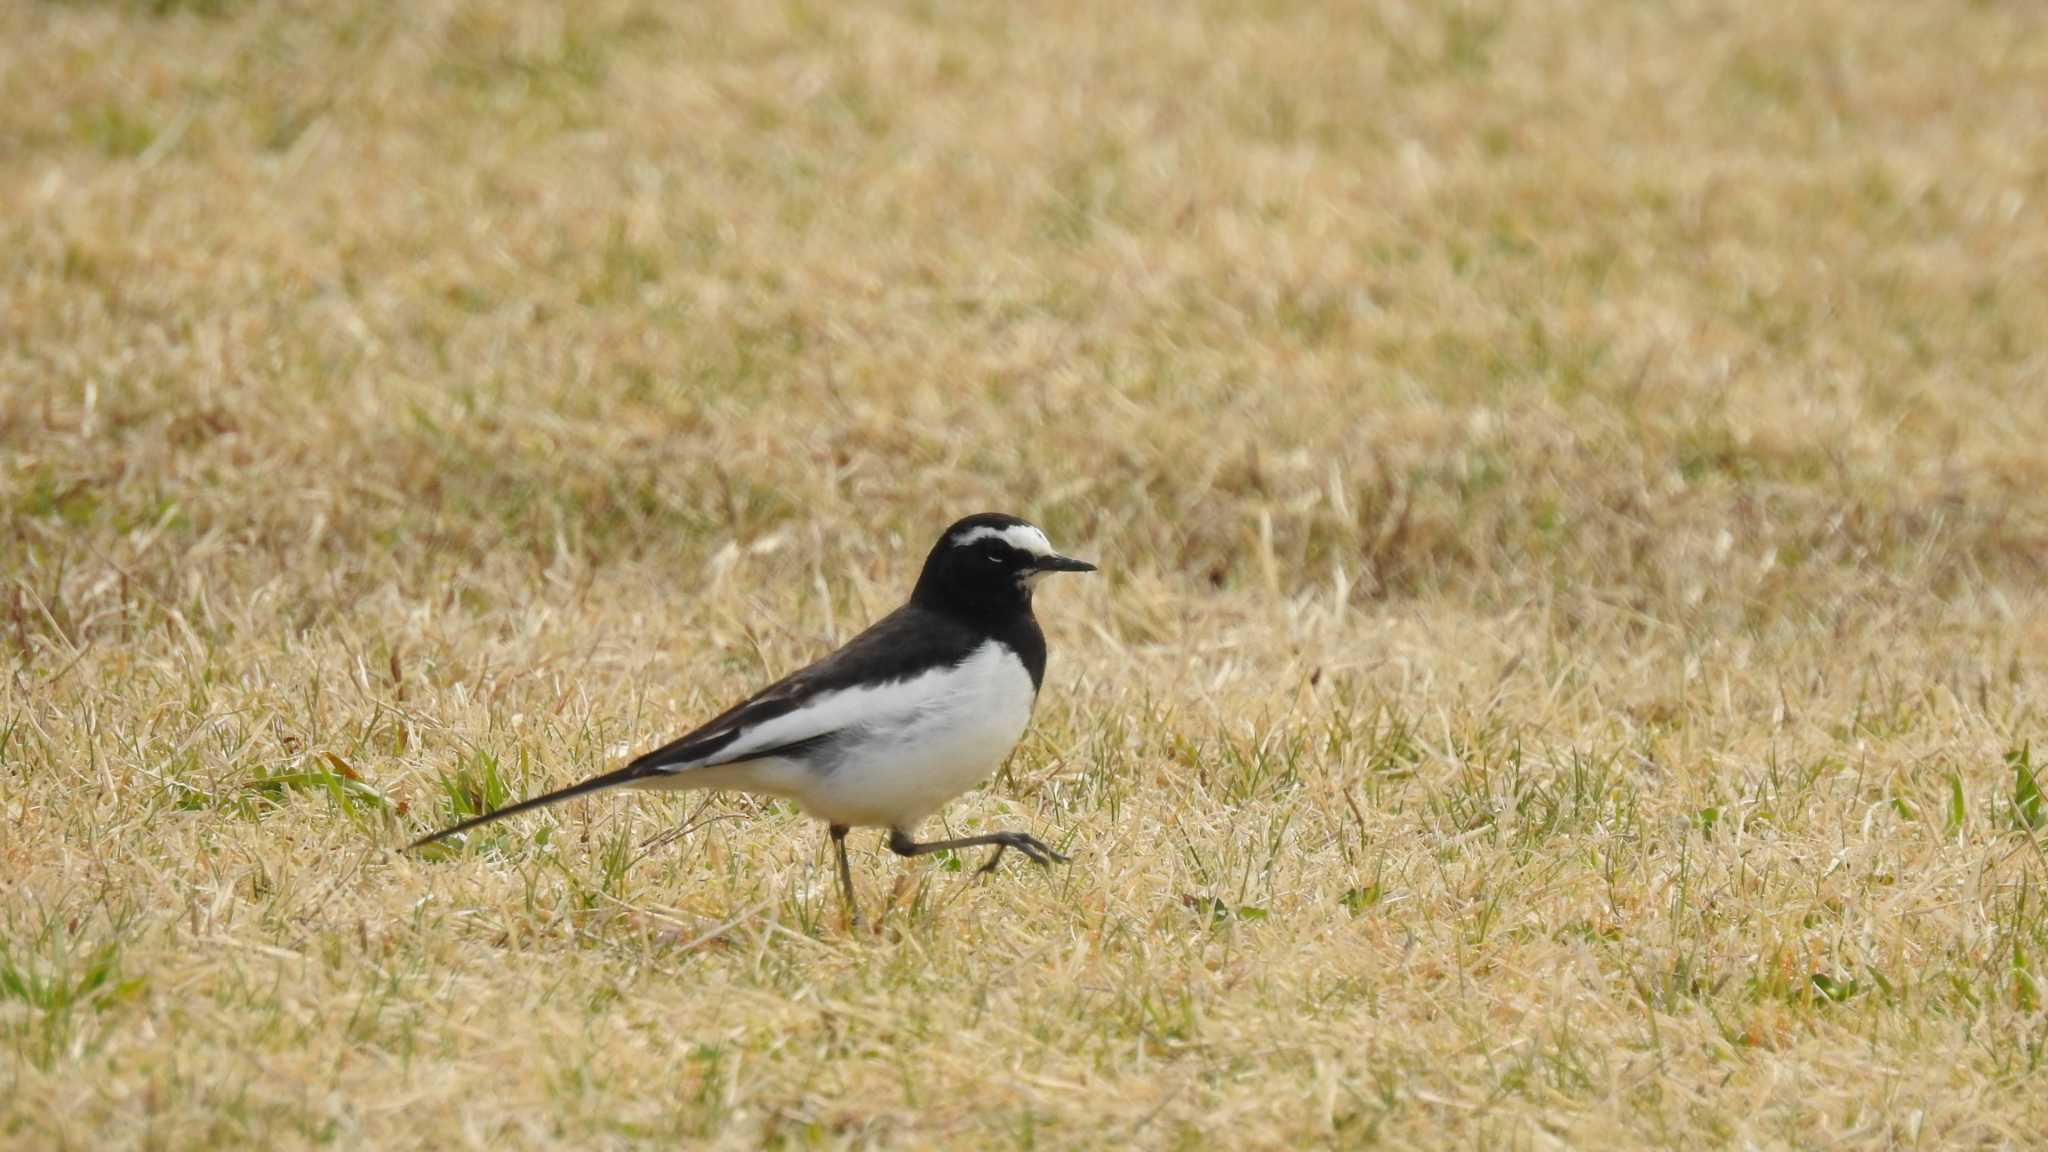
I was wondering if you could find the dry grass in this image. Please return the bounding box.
[5,0,2048,1147]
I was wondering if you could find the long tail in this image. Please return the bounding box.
[405,763,653,850]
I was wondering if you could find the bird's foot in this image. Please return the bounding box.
[975,832,1069,876]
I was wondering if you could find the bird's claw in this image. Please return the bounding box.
[975,832,1068,876]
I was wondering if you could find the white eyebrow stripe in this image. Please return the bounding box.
[951,524,1054,556]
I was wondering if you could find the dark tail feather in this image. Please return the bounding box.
[405,763,651,850]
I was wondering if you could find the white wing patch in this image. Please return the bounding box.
[950,523,1054,557]
[706,647,1007,766]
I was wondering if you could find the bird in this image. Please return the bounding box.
[407,512,1096,925]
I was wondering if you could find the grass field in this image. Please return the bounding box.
[5,0,2048,1147]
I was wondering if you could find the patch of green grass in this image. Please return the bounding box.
[0,913,145,1072]
[233,753,394,824]
[1715,47,1807,115]
[70,101,157,157]
[427,748,518,845]
[1387,6,1506,85]
[2010,744,2044,832]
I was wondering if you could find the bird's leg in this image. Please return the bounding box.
[829,824,862,930]
[886,827,1068,877]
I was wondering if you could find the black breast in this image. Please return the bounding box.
[984,609,1047,692]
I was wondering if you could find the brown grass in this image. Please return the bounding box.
[5,0,2048,1147]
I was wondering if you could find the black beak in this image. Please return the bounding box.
[1034,554,1097,574]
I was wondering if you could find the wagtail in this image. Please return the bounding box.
[409,513,1095,924]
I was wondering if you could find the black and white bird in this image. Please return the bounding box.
[408,512,1095,924]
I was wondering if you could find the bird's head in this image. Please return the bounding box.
[912,512,1095,616]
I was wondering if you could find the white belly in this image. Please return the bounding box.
[794,641,1038,829]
